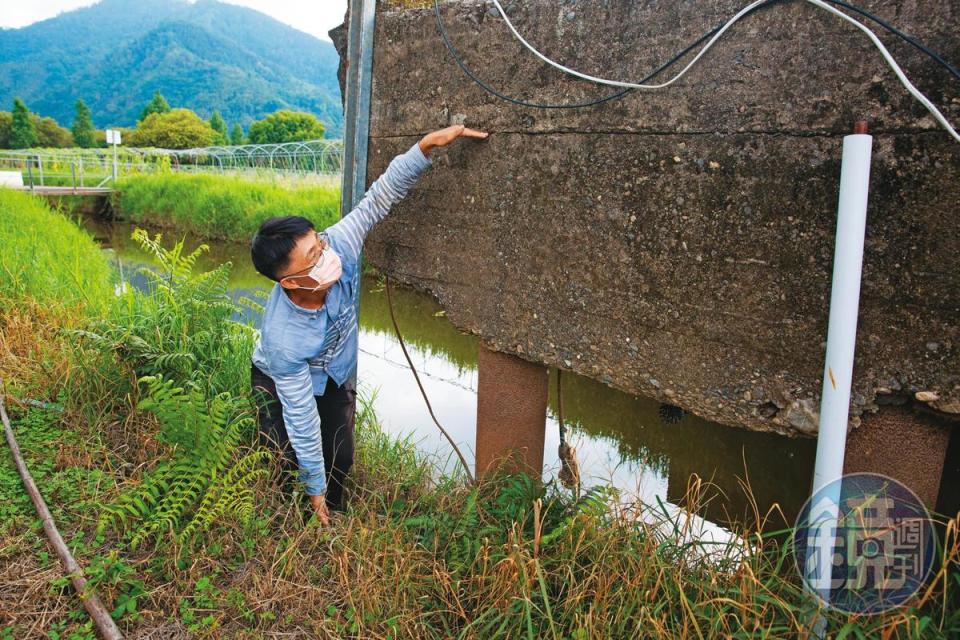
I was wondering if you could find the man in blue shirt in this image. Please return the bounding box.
[250,124,488,525]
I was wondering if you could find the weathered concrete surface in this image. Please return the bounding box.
[475,344,548,476]
[336,0,960,435]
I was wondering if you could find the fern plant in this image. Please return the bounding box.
[97,375,269,548]
[69,229,256,395]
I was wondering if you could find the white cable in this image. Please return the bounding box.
[803,0,959,143]
[490,0,767,90]
[490,0,960,144]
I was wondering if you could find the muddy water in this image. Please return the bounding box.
[85,218,816,530]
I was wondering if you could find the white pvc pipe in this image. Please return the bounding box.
[812,132,873,493]
[807,131,873,613]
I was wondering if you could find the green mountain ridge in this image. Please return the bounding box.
[0,0,343,138]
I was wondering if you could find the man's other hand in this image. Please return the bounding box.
[309,493,331,526]
[419,124,489,156]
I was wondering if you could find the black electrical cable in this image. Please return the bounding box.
[828,0,960,82]
[433,0,959,110]
[433,0,787,109]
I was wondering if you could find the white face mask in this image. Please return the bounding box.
[286,245,342,291]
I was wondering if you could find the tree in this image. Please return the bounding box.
[230,123,245,146]
[127,108,217,149]
[0,112,11,149]
[139,90,171,123]
[10,98,38,149]
[72,99,96,148]
[33,116,74,148]
[209,111,228,145]
[1,106,75,148]
[247,110,324,144]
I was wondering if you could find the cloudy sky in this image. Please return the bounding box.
[0,0,348,41]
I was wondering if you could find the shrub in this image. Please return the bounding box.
[128,108,217,149]
[247,110,324,144]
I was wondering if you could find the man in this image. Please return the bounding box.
[250,124,488,525]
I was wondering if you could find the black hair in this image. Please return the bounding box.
[250,216,315,281]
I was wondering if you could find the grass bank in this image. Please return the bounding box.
[112,173,341,241]
[0,189,113,313]
[0,191,958,638]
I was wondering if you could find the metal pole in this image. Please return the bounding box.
[807,121,873,634]
[112,143,118,183]
[27,160,34,191]
[37,155,44,186]
[71,162,77,192]
[340,0,378,390]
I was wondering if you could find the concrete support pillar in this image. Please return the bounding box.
[475,343,548,478]
[843,406,952,508]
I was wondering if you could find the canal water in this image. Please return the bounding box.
[84,218,816,532]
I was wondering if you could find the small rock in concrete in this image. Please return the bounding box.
[915,390,940,402]
[781,398,819,434]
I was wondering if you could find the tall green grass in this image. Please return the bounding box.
[113,173,341,241]
[0,187,112,313]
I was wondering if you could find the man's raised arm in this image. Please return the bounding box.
[327,125,488,264]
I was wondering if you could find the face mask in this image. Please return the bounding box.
[287,246,342,291]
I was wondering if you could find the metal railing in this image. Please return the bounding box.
[0,139,344,189]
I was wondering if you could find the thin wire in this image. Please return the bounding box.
[435,0,959,110]
[557,369,565,446]
[384,274,476,484]
[827,0,960,82]
[486,0,959,142]
[490,0,770,90]
[434,0,787,109]
[804,0,959,143]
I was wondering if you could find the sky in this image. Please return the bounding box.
[0,0,348,41]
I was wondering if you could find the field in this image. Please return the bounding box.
[0,188,957,638]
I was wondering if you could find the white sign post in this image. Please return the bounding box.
[105,129,121,182]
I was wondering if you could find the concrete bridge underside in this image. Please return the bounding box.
[334,0,959,505]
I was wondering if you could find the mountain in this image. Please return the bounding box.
[0,0,343,138]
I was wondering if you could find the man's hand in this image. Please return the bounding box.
[418,124,489,156]
[308,493,331,526]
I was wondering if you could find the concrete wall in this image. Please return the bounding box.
[334,0,960,436]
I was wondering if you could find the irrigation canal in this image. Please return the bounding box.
[86,217,816,531]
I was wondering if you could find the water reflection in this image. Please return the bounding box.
[86,219,816,529]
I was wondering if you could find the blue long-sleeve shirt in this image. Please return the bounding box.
[251,141,433,495]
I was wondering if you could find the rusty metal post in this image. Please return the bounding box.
[475,343,548,478]
[844,406,951,508]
